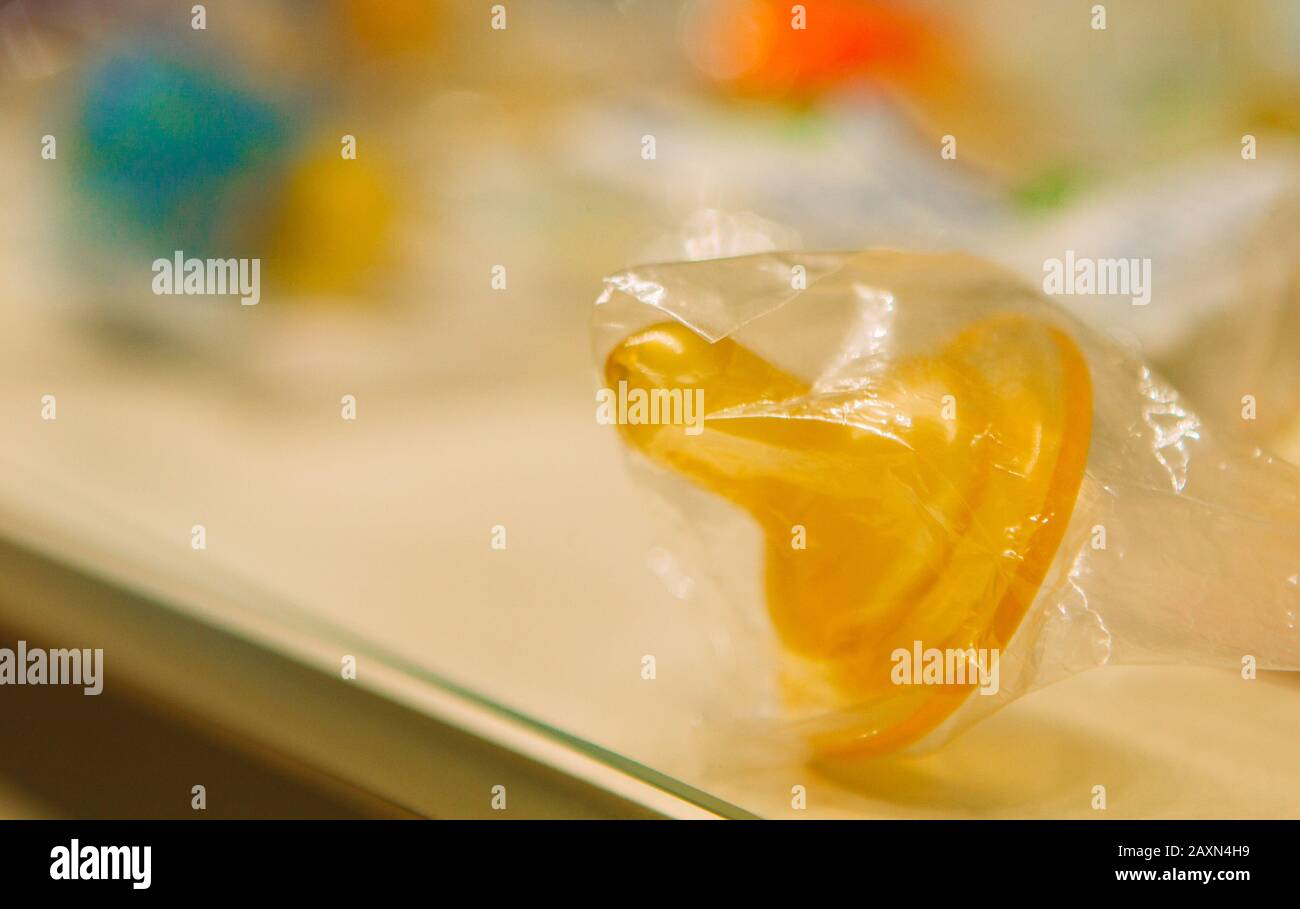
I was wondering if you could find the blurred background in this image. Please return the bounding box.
[1,0,1299,818]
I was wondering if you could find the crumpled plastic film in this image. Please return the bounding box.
[592,250,1300,759]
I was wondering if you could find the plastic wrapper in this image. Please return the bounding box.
[998,147,1300,451]
[592,249,1300,761]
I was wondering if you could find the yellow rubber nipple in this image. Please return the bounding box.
[606,315,1093,756]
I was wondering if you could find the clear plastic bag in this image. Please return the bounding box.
[592,249,1300,761]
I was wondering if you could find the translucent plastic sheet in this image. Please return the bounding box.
[592,250,1300,760]
[999,149,1300,451]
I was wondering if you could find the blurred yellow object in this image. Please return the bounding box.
[270,147,394,298]
[341,0,439,55]
[605,316,1092,756]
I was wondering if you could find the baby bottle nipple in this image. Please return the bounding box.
[605,313,1093,755]
[596,250,1300,760]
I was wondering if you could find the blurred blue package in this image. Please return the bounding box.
[72,52,294,255]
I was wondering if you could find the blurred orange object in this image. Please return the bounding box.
[684,0,949,101]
